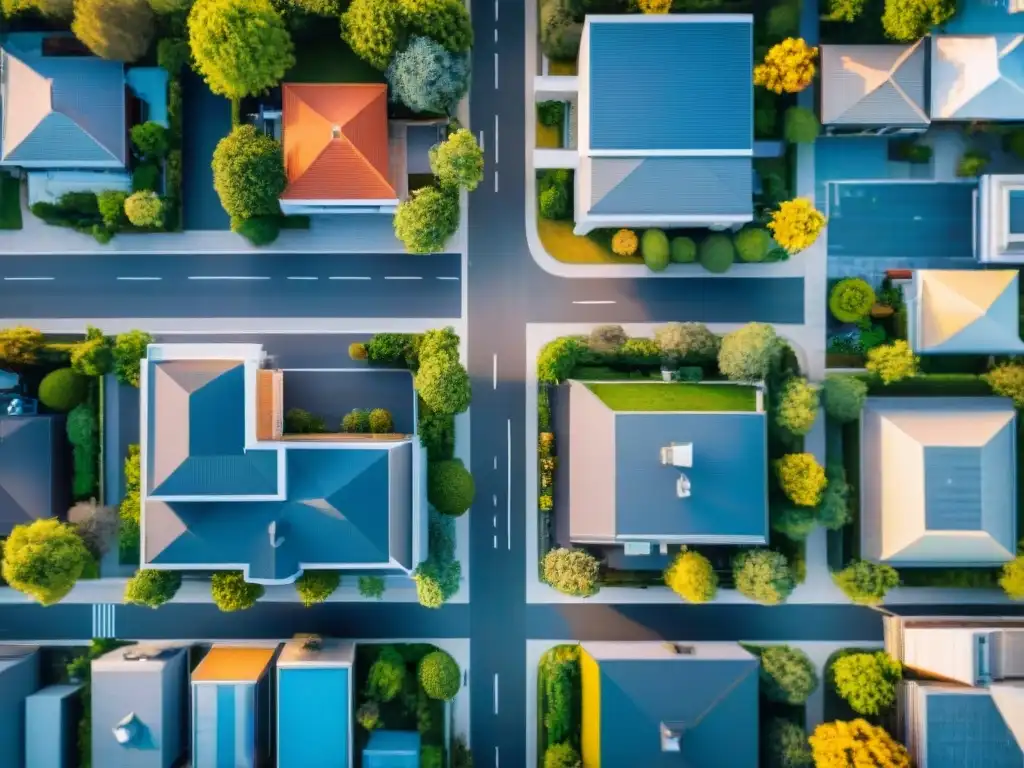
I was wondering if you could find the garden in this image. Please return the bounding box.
[536,644,582,768]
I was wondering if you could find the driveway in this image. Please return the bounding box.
[182,72,231,231]
[282,369,416,434]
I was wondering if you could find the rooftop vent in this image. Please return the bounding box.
[269,521,286,549]
[660,722,684,752]
[676,474,691,499]
[122,646,173,662]
[331,125,342,139]
[660,443,693,468]
[113,713,141,746]
[663,643,695,656]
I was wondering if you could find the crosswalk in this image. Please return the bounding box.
[91,604,117,639]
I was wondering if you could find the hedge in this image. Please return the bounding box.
[856,372,992,396]
[67,402,99,500]
[538,645,580,753]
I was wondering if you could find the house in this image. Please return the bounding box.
[0,414,68,535]
[26,683,82,768]
[91,643,189,768]
[859,397,1018,567]
[363,731,421,768]
[192,645,277,768]
[139,343,426,584]
[279,83,398,216]
[580,641,760,767]
[566,380,768,559]
[276,637,354,768]
[534,14,754,235]
[0,646,40,768]
[907,270,1024,354]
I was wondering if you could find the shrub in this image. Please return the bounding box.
[829,278,876,323]
[97,190,128,229]
[72,0,154,62]
[428,458,475,516]
[124,190,165,228]
[540,0,583,60]
[618,337,661,363]
[157,37,190,75]
[641,228,670,271]
[401,0,473,53]
[67,403,98,447]
[865,340,918,384]
[817,467,852,530]
[71,326,113,376]
[699,233,735,273]
[810,719,910,767]
[130,122,169,161]
[342,409,370,433]
[776,453,827,507]
[342,0,403,70]
[670,236,697,263]
[349,342,368,361]
[285,408,326,434]
[1,519,91,605]
[764,718,813,768]
[771,503,817,540]
[421,745,443,768]
[39,368,89,412]
[611,229,638,257]
[367,645,406,701]
[295,570,340,606]
[827,0,866,21]
[130,164,159,194]
[655,322,719,363]
[538,170,571,220]
[210,571,264,612]
[537,336,581,384]
[776,377,819,435]
[234,215,281,246]
[1001,554,1024,599]
[544,743,582,768]
[784,106,820,144]
[415,352,471,414]
[957,149,990,177]
[0,326,44,365]
[587,324,628,353]
[664,549,718,603]
[368,408,394,434]
[769,198,826,254]
[429,128,483,191]
[112,329,152,387]
[767,0,800,37]
[538,100,565,127]
[882,0,956,42]
[387,36,470,115]
[543,548,599,597]
[124,569,181,608]
[735,227,772,263]
[754,38,818,94]
[733,549,796,605]
[357,701,381,730]
[359,575,386,599]
[758,645,819,704]
[834,561,899,605]
[367,333,413,365]
[984,363,1024,407]
[394,186,460,253]
[418,649,460,700]
[822,375,867,423]
[719,323,779,381]
[832,651,902,715]
[213,126,286,219]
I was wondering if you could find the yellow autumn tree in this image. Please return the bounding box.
[612,229,638,256]
[809,719,911,768]
[636,0,671,11]
[768,198,826,254]
[754,37,818,94]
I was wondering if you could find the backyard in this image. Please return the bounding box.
[586,382,758,412]
[285,33,384,84]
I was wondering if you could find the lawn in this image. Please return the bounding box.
[0,172,23,230]
[586,383,758,412]
[536,116,562,149]
[285,35,384,84]
[537,217,640,265]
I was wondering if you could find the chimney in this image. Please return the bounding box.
[269,521,286,549]
[660,722,684,752]
[331,125,342,139]
[676,473,691,499]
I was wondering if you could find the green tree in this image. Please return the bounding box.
[882,0,955,42]
[827,0,866,20]
[0,326,44,365]
[414,557,460,607]
[419,649,460,700]
[71,326,113,377]
[428,458,475,516]
[699,233,736,273]
[368,408,394,433]
[233,215,281,246]
[758,645,819,704]
[833,560,899,605]
[733,549,796,605]
[735,227,772,262]
[98,190,129,229]
[72,0,154,62]
[342,0,403,70]
[832,651,902,716]
[415,353,471,414]
[537,336,581,384]
[718,323,779,381]
[212,125,286,219]
[39,368,89,412]
[130,122,169,161]
[157,37,191,75]
[387,36,470,115]
[2,519,91,605]
[112,330,153,387]
[822,375,867,423]
[829,278,876,323]
[771,502,818,541]
[394,185,459,253]
[654,322,719,363]
[359,575,386,599]
[641,228,671,272]
[544,743,581,768]
[776,453,827,507]
[401,0,473,53]
[763,718,813,768]
[295,570,340,606]
[429,128,483,191]
[664,548,718,603]
[776,377,819,435]
[367,645,406,701]
[188,0,294,99]
[865,339,918,384]
[124,190,165,228]
[809,719,910,768]
[817,467,852,530]
[984,363,1024,407]
[210,571,264,612]
[124,569,182,608]
[784,106,820,144]
[542,548,600,597]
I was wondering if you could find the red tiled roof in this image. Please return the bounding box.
[281,83,396,202]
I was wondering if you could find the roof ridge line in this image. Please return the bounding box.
[687,661,758,730]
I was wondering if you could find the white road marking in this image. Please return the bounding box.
[494,673,499,714]
[436,276,459,281]
[383,276,422,280]
[494,28,498,42]
[329,276,371,280]
[494,53,499,89]
[116,276,162,281]
[494,114,500,164]
[493,456,497,470]
[493,514,497,527]
[287,276,318,281]
[494,171,499,193]
[495,746,500,768]
[572,300,616,304]
[4,276,54,281]
[492,494,497,507]
[507,419,512,550]
[188,276,270,281]
[493,534,497,549]
[479,130,485,151]
[493,353,498,389]
[494,0,498,19]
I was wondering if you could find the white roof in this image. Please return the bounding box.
[911,270,1024,354]
[931,35,1024,120]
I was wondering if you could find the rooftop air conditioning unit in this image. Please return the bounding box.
[676,474,691,499]
[660,443,693,468]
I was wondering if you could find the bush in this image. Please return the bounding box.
[784,106,820,144]
[537,336,581,384]
[97,190,128,229]
[817,467,852,530]
[810,719,910,767]
[588,324,628,353]
[832,651,902,715]
[157,37,190,75]
[882,0,956,42]
[538,100,565,127]
[367,645,406,702]
[543,548,599,597]
[829,278,876,323]
[295,570,340,606]
[655,322,719,363]
[418,649,460,700]
[984,363,1024,407]
[641,228,670,271]
[611,229,638,257]
[71,326,113,377]
[544,743,581,768]
[0,327,44,365]
[428,458,475,516]
[1001,554,1024,599]
[429,128,483,191]
[210,571,264,612]
[401,0,473,53]
[349,342,368,361]
[699,233,735,273]
[538,170,571,220]
[132,163,160,193]
[768,198,826,254]
[618,337,660,364]
[394,185,460,253]
[213,125,285,220]
[957,149,990,177]
[421,745,442,768]
[733,549,796,605]
[284,408,326,434]
[112,329,152,387]
[342,409,370,433]
[865,340,918,384]
[368,408,394,434]
[130,122,169,161]
[357,701,381,731]
[771,502,817,540]
[776,453,827,507]
[1,519,91,605]
[234,216,281,246]
[670,236,697,263]
[387,36,470,115]
[833,561,899,605]
[822,375,867,423]
[735,227,772,263]
[754,38,818,94]
[72,0,154,62]
[776,377,819,435]
[124,569,181,608]
[39,368,89,412]
[664,549,718,603]
[415,352,471,414]
[540,0,582,60]
[342,0,403,70]
[359,575,386,599]
[124,190,165,228]
[758,645,819,704]
[719,323,779,381]
[764,718,813,768]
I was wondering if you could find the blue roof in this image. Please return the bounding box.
[1010,190,1024,234]
[278,667,349,768]
[192,683,256,768]
[588,19,752,151]
[926,692,1023,768]
[924,447,982,530]
[364,730,420,768]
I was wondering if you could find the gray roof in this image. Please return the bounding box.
[931,35,1024,120]
[922,689,1023,767]
[0,647,39,768]
[26,683,83,768]
[0,415,66,536]
[821,42,929,126]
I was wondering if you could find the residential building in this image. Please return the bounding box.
[566,380,768,561]
[906,270,1024,354]
[276,637,354,768]
[91,643,190,768]
[978,174,1024,263]
[363,731,421,768]
[860,397,1018,567]
[534,14,754,235]
[0,646,40,768]
[139,343,426,585]
[580,641,760,767]
[192,645,277,768]
[0,413,68,535]
[25,683,82,768]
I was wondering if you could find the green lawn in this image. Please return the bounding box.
[0,172,23,230]
[586,383,757,412]
[285,36,384,84]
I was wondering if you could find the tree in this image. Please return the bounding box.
[754,38,818,94]
[429,128,483,191]
[394,186,460,253]
[544,743,582,768]
[733,549,796,605]
[612,229,638,257]
[827,0,866,21]
[98,190,129,229]
[771,502,817,540]
[985,363,1024,407]
[368,408,394,433]
[71,326,113,377]
[3,0,73,17]
[540,0,582,61]
[2,519,91,605]
[655,322,719,363]
[768,198,826,253]
[295,570,340,606]
[636,0,670,10]
[822,375,867,423]
[588,324,628,353]
[810,719,910,768]
[357,701,381,730]
[758,645,819,704]
[0,326,44,365]
[188,0,294,99]
[833,560,899,605]
[718,323,779,381]
[763,718,813,768]
[428,459,475,516]
[359,575,386,599]
[776,377,819,435]
[342,0,403,70]
[537,337,581,384]
[671,236,697,263]
[418,649,460,700]
[882,0,956,42]
[39,368,89,412]
[735,227,772,262]
[130,121,169,161]
[124,191,165,228]
[72,0,154,62]
[124,569,181,608]
[543,548,600,597]
[112,330,152,387]
[212,126,286,220]
[1001,554,1024,599]
[865,340,918,384]
[157,37,191,75]
[832,652,902,715]
[784,106,820,144]
[387,36,470,115]
[641,229,670,272]
[415,353,471,414]
[699,233,735,273]
[233,215,281,246]
[776,453,827,507]
[829,278,876,323]
[817,467,852,530]
[664,548,718,603]
[210,571,264,612]
[414,557,460,607]
[367,645,406,701]
[401,0,473,53]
